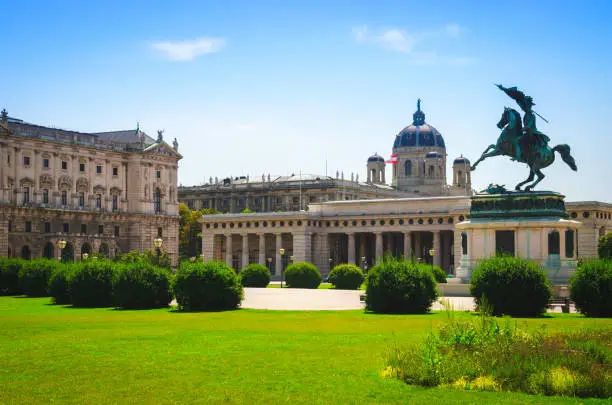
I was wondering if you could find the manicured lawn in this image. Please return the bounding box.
[267,283,365,290]
[0,297,610,404]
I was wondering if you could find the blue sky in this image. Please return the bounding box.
[3,0,611,201]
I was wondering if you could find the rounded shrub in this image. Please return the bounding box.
[173,261,243,311]
[239,263,271,287]
[19,259,61,297]
[49,264,76,305]
[598,233,612,259]
[0,258,25,295]
[328,264,364,290]
[365,259,439,314]
[284,262,321,289]
[114,263,173,309]
[570,259,612,317]
[429,265,448,284]
[470,256,551,317]
[69,260,118,307]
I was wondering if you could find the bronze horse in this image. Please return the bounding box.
[471,107,577,191]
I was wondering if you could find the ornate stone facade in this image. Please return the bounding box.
[0,110,181,264]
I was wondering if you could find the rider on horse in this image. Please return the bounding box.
[496,84,550,162]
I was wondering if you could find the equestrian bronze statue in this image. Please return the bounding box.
[471,84,577,191]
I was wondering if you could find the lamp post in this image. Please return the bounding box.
[82,252,89,261]
[154,237,163,265]
[428,248,436,273]
[267,257,272,274]
[361,256,367,272]
[279,248,285,288]
[58,239,67,262]
[290,255,294,264]
[328,257,333,271]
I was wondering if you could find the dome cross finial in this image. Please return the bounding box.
[417,98,421,112]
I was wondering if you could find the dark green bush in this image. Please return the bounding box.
[598,233,612,259]
[115,249,172,269]
[239,263,270,287]
[114,263,173,309]
[0,258,24,295]
[19,259,61,297]
[429,265,448,284]
[173,261,243,311]
[570,259,612,317]
[365,259,438,314]
[49,264,76,305]
[69,260,118,307]
[284,262,321,289]
[470,256,551,317]
[328,264,364,290]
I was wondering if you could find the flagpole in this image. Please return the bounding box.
[299,170,302,211]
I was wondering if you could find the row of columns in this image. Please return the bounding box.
[211,233,295,274]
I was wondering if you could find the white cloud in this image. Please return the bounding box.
[236,123,257,131]
[352,24,473,66]
[152,37,226,61]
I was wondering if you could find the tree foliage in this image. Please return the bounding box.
[598,232,612,259]
[178,203,220,260]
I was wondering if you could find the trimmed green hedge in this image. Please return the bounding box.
[470,256,551,317]
[114,263,173,309]
[328,264,364,290]
[429,265,447,284]
[69,260,118,307]
[49,264,76,305]
[570,259,612,317]
[366,259,438,314]
[19,259,61,297]
[173,261,243,311]
[0,258,24,295]
[239,263,271,288]
[285,262,321,289]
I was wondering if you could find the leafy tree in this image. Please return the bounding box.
[598,232,612,259]
[178,203,220,260]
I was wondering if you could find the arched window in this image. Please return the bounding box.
[79,192,85,207]
[112,195,118,211]
[61,191,68,206]
[43,242,55,259]
[95,194,102,209]
[99,243,109,258]
[21,245,31,260]
[42,189,49,204]
[404,160,412,176]
[61,242,74,263]
[548,230,560,255]
[428,165,435,178]
[154,188,161,213]
[81,243,91,256]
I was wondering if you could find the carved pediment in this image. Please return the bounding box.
[76,177,90,192]
[143,141,182,159]
[19,177,34,188]
[39,174,53,188]
[58,175,72,191]
[152,181,167,195]
[110,186,122,196]
[93,184,106,194]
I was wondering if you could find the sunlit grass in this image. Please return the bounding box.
[0,297,610,404]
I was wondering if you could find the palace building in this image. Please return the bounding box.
[198,102,612,276]
[0,109,182,264]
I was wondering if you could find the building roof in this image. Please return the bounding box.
[393,100,445,149]
[92,129,156,146]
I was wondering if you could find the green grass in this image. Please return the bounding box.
[0,297,611,404]
[267,282,365,290]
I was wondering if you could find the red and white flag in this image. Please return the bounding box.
[386,153,398,165]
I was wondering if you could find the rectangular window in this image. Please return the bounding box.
[98,225,104,235]
[61,161,68,170]
[114,226,120,237]
[23,156,30,166]
[23,187,30,203]
[96,194,102,209]
[44,222,51,233]
[8,220,12,232]
[80,224,87,234]
[112,167,118,176]
[25,221,31,232]
[156,170,161,179]
[63,223,69,233]
[157,227,163,237]
[61,191,68,206]
[112,195,118,211]
[79,163,85,172]
[42,189,49,204]
[43,158,49,168]
[79,192,85,207]
[96,165,102,174]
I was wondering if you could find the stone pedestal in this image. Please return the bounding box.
[455,191,581,285]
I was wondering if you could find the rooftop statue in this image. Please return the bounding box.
[470,84,577,191]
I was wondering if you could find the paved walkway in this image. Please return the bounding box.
[242,288,477,311]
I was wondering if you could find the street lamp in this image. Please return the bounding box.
[58,239,67,262]
[82,253,89,261]
[154,237,163,263]
[289,255,294,264]
[279,248,285,288]
[328,257,333,270]
[428,248,436,273]
[361,256,367,272]
[267,257,272,274]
